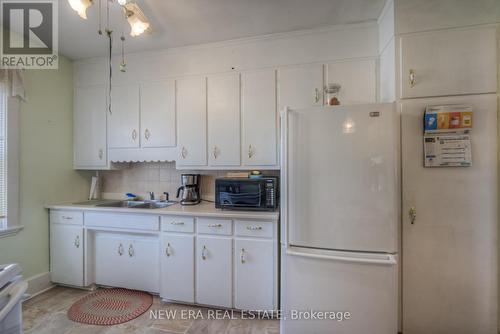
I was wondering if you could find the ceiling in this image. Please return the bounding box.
[59,0,387,60]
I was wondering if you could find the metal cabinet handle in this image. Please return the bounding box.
[128,244,134,257]
[201,245,207,260]
[248,145,254,159]
[246,225,263,231]
[181,146,187,159]
[166,243,171,257]
[409,69,416,88]
[74,235,80,248]
[62,216,73,220]
[132,129,137,141]
[240,248,246,264]
[314,88,320,103]
[98,149,104,160]
[213,146,219,159]
[171,221,185,225]
[118,243,124,256]
[145,129,151,140]
[409,207,417,224]
[207,224,223,228]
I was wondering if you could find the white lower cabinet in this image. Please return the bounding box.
[195,236,233,308]
[95,232,160,293]
[50,223,84,286]
[160,234,195,303]
[234,239,275,310]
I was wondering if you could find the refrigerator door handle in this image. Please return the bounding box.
[286,247,397,266]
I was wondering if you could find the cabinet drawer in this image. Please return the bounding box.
[161,216,194,233]
[235,220,274,238]
[85,212,160,231]
[50,210,83,225]
[197,218,232,235]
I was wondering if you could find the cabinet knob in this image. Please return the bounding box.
[118,243,124,256]
[171,221,185,225]
[409,69,416,88]
[248,145,254,159]
[240,248,246,264]
[145,129,151,140]
[207,223,223,228]
[132,129,138,141]
[201,245,207,260]
[74,235,80,248]
[409,207,417,224]
[128,244,134,257]
[314,88,321,103]
[213,146,219,159]
[181,146,188,159]
[246,225,263,231]
[98,149,104,160]
[166,243,171,257]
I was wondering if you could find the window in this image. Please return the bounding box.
[0,79,21,237]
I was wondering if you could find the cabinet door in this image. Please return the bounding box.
[401,95,497,333]
[196,236,232,308]
[109,84,140,149]
[400,26,497,99]
[140,81,176,148]
[177,76,207,166]
[234,239,274,310]
[326,60,376,105]
[241,69,277,166]
[50,224,84,286]
[207,73,240,166]
[74,85,107,168]
[278,63,324,110]
[95,233,125,288]
[160,234,194,303]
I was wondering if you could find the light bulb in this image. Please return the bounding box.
[127,12,150,36]
[68,0,93,19]
[117,0,130,5]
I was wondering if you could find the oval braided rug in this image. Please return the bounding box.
[67,288,153,326]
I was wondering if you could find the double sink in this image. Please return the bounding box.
[95,200,177,210]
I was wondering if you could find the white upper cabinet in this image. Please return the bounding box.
[241,69,278,166]
[326,59,377,104]
[207,73,241,166]
[400,26,497,99]
[109,84,140,149]
[140,81,176,148]
[278,63,324,111]
[74,85,107,169]
[177,76,207,166]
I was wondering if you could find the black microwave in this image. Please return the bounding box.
[215,177,278,211]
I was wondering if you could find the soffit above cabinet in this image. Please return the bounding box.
[59,0,386,60]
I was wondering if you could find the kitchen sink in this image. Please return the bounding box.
[95,200,177,209]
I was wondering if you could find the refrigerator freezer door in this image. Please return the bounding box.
[280,245,398,334]
[284,104,399,253]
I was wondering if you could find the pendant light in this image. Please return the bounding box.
[124,3,150,37]
[68,0,93,19]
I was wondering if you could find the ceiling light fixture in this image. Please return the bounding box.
[124,4,151,37]
[68,0,93,19]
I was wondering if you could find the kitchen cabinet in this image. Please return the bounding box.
[177,76,207,166]
[278,63,324,110]
[241,69,278,166]
[196,236,232,308]
[140,81,176,148]
[108,84,140,149]
[400,26,497,99]
[95,232,160,293]
[234,238,274,310]
[401,95,497,333]
[50,223,84,287]
[207,73,240,166]
[73,85,107,169]
[160,234,195,303]
[326,59,376,105]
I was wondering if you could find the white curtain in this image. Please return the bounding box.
[0,70,25,101]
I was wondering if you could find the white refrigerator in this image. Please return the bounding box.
[280,103,399,334]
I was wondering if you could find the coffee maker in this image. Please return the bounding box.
[176,174,201,205]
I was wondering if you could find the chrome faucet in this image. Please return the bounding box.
[148,192,155,201]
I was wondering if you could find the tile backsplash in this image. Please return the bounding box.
[99,162,279,201]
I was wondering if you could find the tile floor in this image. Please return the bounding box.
[23,287,280,334]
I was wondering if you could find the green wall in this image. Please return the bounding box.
[0,57,91,279]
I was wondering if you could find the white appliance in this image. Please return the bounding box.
[280,103,399,334]
[0,264,27,334]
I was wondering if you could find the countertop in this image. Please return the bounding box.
[45,200,280,221]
